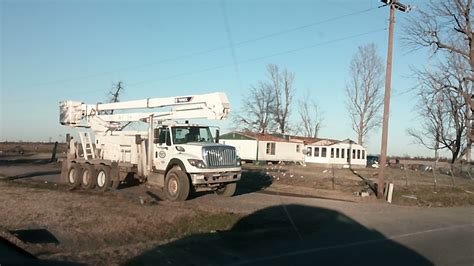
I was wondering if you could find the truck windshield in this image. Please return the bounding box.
[172,127,214,144]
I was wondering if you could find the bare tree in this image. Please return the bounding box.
[233,83,275,134]
[267,64,294,134]
[407,89,443,161]
[100,81,123,115]
[405,0,473,160]
[408,55,468,163]
[408,91,466,164]
[345,43,384,145]
[297,92,323,138]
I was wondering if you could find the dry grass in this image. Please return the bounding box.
[242,163,474,207]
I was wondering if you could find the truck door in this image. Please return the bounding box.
[154,127,172,171]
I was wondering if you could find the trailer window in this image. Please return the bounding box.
[321,147,327,157]
[266,142,276,155]
[314,147,319,157]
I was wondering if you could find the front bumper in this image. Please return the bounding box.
[190,171,241,185]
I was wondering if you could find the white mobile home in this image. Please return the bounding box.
[219,132,305,162]
[303,139,367,168]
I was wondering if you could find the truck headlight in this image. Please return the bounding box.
[188,159,206,168]
[236,155,241,166]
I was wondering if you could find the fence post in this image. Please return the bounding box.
[403,164,408,187]
[50,141,58,162]
[432,165,437,190]
[450,164,456,187]
[331,164,335,190]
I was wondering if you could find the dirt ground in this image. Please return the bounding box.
[244,162,474,207]
[0,176,243,264]
[0,153,473,264]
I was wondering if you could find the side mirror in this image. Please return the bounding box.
[153,128,160,144]
[166,134,172,146]
[215,129,220,143]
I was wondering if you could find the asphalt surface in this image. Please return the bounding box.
[180,192,474,266]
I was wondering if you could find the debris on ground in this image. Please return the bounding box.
[401,195,417,200]
[354,191,371,197]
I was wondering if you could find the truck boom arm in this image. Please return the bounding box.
[60,92,231,131]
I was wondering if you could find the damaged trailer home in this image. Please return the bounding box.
[221,132,367,168]
[219,132,305,163]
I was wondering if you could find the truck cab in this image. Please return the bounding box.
[150,123,241,200]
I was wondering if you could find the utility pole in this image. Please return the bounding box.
[378,0,410,199]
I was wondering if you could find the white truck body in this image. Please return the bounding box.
[59,92,241,200]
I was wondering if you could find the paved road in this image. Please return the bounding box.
[171,191,474,266]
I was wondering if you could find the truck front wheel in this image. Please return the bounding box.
[215,182,237,197]
[164,169,190,201]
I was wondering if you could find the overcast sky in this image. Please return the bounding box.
[1,0,455,158]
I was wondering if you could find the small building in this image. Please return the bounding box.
[219,131,305,162]
[303,139,367,168]
[220,131,367,168]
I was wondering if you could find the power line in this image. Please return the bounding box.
[127,27,387,87]
[17,6,380,88]
[3,27,386,104]
[220,0,242,91]
[235,7,377,46]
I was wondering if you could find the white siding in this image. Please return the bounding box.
[304,142,367,167]
[220,139,304,162]
[257,141,304,162]
[220,139,258,161]
[304,146,330,164]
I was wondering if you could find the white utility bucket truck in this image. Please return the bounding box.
[59,92,241,201]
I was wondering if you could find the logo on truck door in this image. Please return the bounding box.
[159,151,166,158]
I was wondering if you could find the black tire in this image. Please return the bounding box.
[215,182,237,197]
[95,165,112,192]
[67,163,82,188]
[81,164,96,190]
[164,168,190,201]
[110,179,120,190]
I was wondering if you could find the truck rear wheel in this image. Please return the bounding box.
[164,169,190,201]
[67,163,82,188]
[96,165,112,192]
[81,164,96,190]
[215,182,237,197]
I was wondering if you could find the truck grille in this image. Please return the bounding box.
[203,146,237,167]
